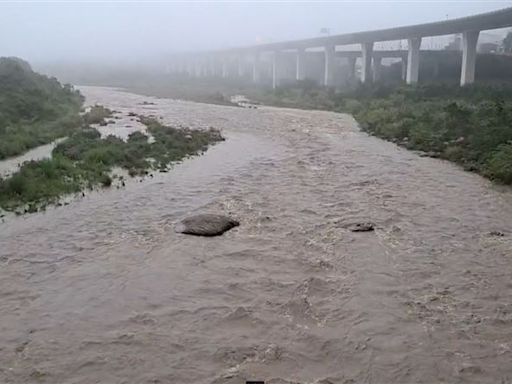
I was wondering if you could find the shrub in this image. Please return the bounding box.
[82,105,113,125]
[484,143,512,184]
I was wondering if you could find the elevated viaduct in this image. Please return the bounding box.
[170,7,512,88]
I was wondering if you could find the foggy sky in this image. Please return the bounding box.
[1,1,510,65]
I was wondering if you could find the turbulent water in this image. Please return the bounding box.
[1,86,512,384]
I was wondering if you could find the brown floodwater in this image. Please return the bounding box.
[1,86,512,384]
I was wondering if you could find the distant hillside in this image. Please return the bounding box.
[0,57,84,160]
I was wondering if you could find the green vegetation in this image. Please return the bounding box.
[82,104,114,125]
[253,82,512,185]
[0,57,83,159]
[0,118,223,212]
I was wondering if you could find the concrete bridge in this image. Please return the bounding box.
[171,6,512,88]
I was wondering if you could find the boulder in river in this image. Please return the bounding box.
[176,214,239,237]
[348,222,375,232]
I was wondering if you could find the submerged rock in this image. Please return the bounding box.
[348,222,375,232]
[176,214,239,237]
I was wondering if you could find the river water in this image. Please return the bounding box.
[1,86,512,384]
[0,138,67,179]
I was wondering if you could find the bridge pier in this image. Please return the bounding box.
[222,59,229,78]
[347,57,357,82]
[406,37,421,84]
[360,42,373,83]
[401,57,407,81]
[237,56,245,78]
[202,62,210,77]
[461,30,480,86]
[373,57,382,82]
[272,51,281,89]
[296,48,306,81]
[195,61,203,77]
[324,44,335,87]
[213,59,221,77]
[206,59,213,77]
[194,62,202,77]
[186,62,194,77]
[252,53,260,83]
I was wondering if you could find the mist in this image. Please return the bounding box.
[0,1,510,67]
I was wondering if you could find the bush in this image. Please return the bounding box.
[484,143,512,184]
[82,105,113,125]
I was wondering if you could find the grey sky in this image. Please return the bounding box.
[0,1,510,64]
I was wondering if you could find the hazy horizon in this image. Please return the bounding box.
[0,1,511,66]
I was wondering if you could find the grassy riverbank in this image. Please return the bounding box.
[0,117,223,212]
[252,83,512,185]
[0,57,84,159]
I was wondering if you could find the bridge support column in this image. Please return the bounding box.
[222,59,229,78]
[252,53,260,83]
[272,51,281,89]
[461,30,480,86]
[401,57,407,81]
[210,59,217,77]
[432,60,440,79]
[324,44,335,87]
[406,37,421,84]
[197,62,205,77]
[238,56,245,77]
[360,42,373,83]
[373,57,382,82]
[296,48,306,81]
[347,57,357,82]
[201,62,209,77]
[186,62,193,77]
[194,62,202,77]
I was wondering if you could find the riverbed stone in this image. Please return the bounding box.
[176,214,239,237]
[348,222,375,232]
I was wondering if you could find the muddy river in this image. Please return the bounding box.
[1,86,512,384]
